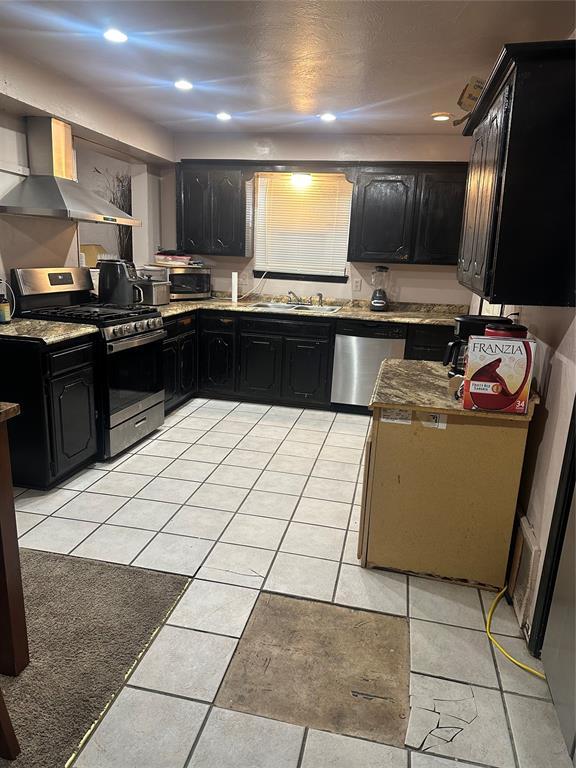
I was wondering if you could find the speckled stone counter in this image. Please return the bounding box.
[0,402,20,423]
[0,318,99,346]
[159,299,464,325]
[369,359,538,420]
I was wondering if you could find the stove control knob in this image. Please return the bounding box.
[111,327,120,337]
[135,321,145,332]
[148,319,156,330]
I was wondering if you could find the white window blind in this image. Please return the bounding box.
[252,172,353,276]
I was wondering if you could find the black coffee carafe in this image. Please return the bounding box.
[443,314,514,377]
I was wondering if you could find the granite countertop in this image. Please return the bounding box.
[0,318,99,346]
[159,298,464,325]
[370,359,538,421]
[0,402,20,423]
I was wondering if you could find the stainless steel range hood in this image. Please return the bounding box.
[0,117,141,226]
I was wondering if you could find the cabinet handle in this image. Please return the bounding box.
[134,417,147,428]
[216,238,224,247]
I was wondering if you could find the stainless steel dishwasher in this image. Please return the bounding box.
[331,320,407,406]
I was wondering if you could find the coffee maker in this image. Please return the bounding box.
[443,314,513,377]
[98,260,144,306]
[370,266,389,312]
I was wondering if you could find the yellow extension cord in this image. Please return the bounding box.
[486,586,546,680]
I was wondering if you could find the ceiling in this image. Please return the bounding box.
[0,1,573,134]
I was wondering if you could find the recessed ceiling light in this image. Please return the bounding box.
[431,112,452,122]
[103,28,127,43]
[319,112,336,122]
[216,112,232,121]
[291,173,312,189]
[174,80,193,91]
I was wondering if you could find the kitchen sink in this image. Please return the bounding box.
[251,302,298,310]
[294,305,341,313]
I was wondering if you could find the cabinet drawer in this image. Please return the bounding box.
[164,313,197,339]
[200,313,237,332]
[48,344,94,376]
[240,317,332,339]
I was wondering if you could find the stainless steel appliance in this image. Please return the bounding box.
[331,320,406,407]
[11,267,165,458]
[0,117,140,226]
[98,260,145,306]
[443,314,513,377]
[139,279,171,306]
[151,264,211,300]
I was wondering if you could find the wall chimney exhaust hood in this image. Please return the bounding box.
[0,117,141,227]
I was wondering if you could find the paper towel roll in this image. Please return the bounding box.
[231,272,238,303]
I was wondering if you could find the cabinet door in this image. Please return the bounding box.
[239,334,283,398]
[178,168,211,253]
[210,170,246,256]
[349,173,417,262]
[282,338,330,404]
[199,331,236,393]
[48,366,97,479]
[471,88,510,295]
[458,86,511,294]
[163,339,179,412]
[179,331,197,398]
[404,325,454,361]
[414,172,466,264]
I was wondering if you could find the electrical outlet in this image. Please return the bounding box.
[352,278,362,292]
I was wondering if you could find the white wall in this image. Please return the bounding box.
[0,48,174,162]
[517,307,576,627]
[174,132,471,162]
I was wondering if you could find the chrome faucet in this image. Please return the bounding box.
[288,290,302,304]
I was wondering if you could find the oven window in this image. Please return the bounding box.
[107,341,163,419]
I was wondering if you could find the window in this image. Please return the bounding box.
[251,172,353,277]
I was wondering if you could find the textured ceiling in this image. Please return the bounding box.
[0,1,573,134]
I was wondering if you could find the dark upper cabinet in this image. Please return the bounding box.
[210,170,246,255]
[282,337,330,405]
[177,165,246,257]
[457,41,575,306]
[239,334,283,398]
[414,172,466,264]
[178,168,211,253]
[349,173,417,262]
[48,366,97,479]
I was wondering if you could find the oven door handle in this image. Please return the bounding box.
[106,329,166,355]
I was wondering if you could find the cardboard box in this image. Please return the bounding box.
[463,336,536,414]
[457,76,486,112]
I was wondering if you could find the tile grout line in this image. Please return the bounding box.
[295,727,309,768]
[478,587,522,768]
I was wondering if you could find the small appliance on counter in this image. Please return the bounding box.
[443,314,514,377]
[150,255,211,301]
[370,266,389,312]
[98,259,145,306]
[138,275,171,306]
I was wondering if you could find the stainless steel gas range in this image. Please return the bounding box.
[12,267,166,458]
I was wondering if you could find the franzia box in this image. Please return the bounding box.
[463,336,536,414]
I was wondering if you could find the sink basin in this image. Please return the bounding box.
[294,305,341,313]
[251,302,298,310]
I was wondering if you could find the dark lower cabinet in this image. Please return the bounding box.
[180,333,198,396]
[199,331,236,393]
[239,334,283,398]
[404,324,454,362]
[163,339,180,412]
[282,337,330,404]
[48,366,97,479]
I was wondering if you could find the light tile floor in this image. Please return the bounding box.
[13,398,571,768]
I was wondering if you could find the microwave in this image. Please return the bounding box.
[150,265,211,301]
